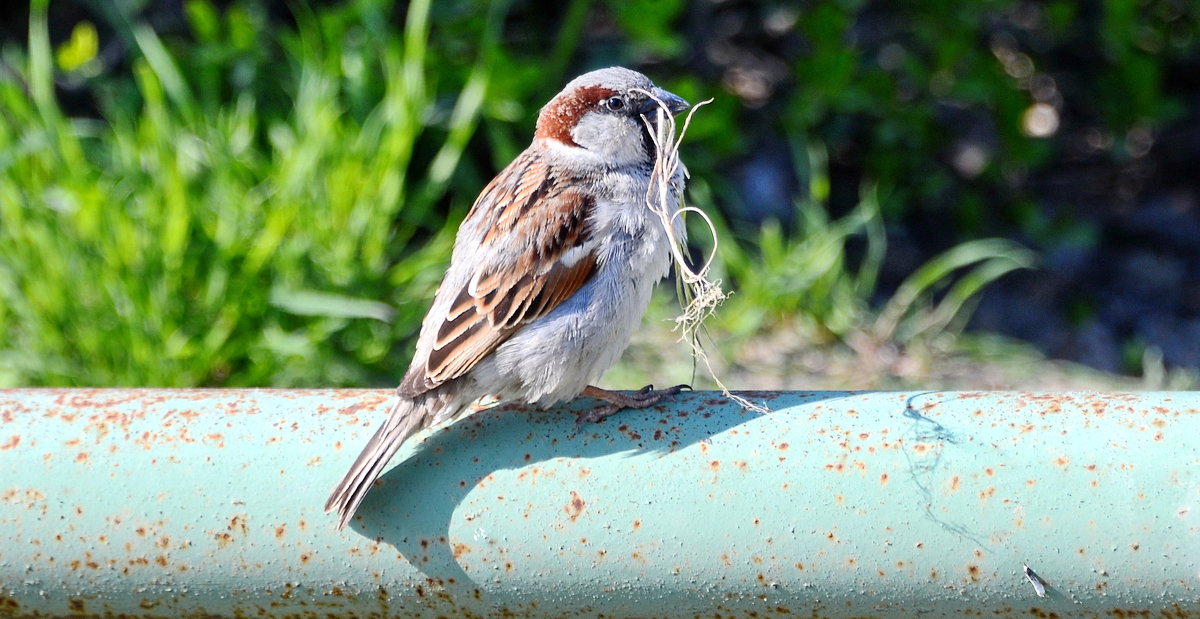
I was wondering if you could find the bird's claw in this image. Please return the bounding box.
[575,404,622,430]
[575,383,692,429]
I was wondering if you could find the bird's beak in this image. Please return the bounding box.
[639,87,690,116]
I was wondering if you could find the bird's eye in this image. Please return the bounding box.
[604,96,626,111]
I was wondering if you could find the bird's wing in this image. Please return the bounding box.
[397,150,599,397]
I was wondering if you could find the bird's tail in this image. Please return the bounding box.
[325,391,453,530]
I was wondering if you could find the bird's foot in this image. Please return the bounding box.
[575,384,691,429]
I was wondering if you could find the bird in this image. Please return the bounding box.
[325,67,692,530]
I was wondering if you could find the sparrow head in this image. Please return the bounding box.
[535,67,689,166]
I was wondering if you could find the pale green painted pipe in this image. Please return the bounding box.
[1,389,1198,617]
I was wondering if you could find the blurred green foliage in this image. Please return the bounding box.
[1,0,473,385]
[693,147,1034,354]
[0,0,1196,386]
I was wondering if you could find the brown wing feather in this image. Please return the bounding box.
[397,152,598,397]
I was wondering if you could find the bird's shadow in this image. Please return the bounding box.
[348,390,845,595]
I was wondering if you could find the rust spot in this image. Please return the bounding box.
[950,475,961,492]
[709,460,720,471]
[979,486,996,499]
[1153,431,1164,441]
[564,491,585,522]
[300,552,311,564]
[1055,455,1070,467]
[154,555,167,567]
[229,514,249,535]
[967,564,980,581]
[794,561,805,570]
[929,568,939,579]
[75,452,89,463]
[880,473,889,484]
[777,442,789,450]
[68,599,85,613]
[632,519,641,531]
[275,525,286,540]
[984,467,994,476]
[1131,542,1140,551]
[0,435,18,450]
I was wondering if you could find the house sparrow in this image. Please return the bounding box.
[326,67,691,530]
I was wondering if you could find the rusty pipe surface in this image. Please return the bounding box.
[1,389,1198,618]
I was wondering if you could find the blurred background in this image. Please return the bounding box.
[1,0,1198,391]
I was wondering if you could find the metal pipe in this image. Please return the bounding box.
[1,389,1197,617]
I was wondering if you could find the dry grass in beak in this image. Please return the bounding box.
[635,90,770,414]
